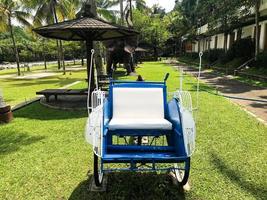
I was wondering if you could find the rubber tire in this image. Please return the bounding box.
[93,153,103,187]
[175,157,190,186]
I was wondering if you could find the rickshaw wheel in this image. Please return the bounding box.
[173,157,190,186]
[94,153,103,187]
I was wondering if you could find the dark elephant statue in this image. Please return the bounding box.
[105,37,137,76]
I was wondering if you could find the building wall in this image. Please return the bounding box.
[217,33,225,49]
[242,25,254,39]
[186,1,267,53]
[190,20,267,53]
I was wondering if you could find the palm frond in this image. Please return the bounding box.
[0,20,8,32]
[97,8,118,22]
[14,12,33,29]
[33,3,51,26]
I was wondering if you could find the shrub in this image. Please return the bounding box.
[219,38,254,64]
[219,48,235,64]
[203,49,225,63]
[250,50,267,68]
[232,38,255,58]
[183,52,199,59]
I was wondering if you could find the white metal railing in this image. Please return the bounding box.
[85,89,105,157]
[90,90,105,157]
[173,90,196,156]
[174,91,193,113]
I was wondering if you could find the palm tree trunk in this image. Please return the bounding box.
[120,0,124,25]
[94,42,104,75]
[255,0,260,60]
[56,40,61,69]
[59,40,66,75]
[42,39,47,70]
[8,15,20,76]
[52,2,65,73]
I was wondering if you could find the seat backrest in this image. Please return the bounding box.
[112,87,165,119]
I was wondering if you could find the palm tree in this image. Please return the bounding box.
[96,0,120,22]
[119,0,124,25]
[27,0,76,74]
[135,0,147,11]
[0,0,32,76]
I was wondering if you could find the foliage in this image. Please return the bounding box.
[133,7,170,58]
[220,38,254,63]
[202,49,225,63]
[0,0,32,75]
[168,0,198,40]
[96,0,120,23]
[183,52,199,59]
[250,50,267,68]
[232,38,255,58]
[0,27,85,63]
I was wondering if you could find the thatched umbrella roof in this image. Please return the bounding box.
[33,17,138,41]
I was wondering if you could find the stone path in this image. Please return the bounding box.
[59,66,86,72]
[0,72,58,79]
[174,64,267,124]
[14,72,58,79]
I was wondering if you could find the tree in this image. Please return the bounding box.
[133,6,170,60]
[0,0,31,76]
[96,0,120,23]
[135,0,147,11]
[120,0,124,24]
[27,0,77,74]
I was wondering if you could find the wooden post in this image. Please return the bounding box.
[86,40,95,92]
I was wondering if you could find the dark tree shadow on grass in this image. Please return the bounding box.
[69,173,186,200]
[0,130,45,155]
[113,70,129,79]
[14,102,87,120]
[211,153,267,200]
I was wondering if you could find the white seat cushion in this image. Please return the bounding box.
[109,87,172,130]
[112,87,165,119]
[108,118,172,130]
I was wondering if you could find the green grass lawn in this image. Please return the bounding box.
[0,65,87,106]
[0,62,266,200]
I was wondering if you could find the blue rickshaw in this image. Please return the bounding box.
[86,73,196,187]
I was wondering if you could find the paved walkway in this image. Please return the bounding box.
[0,72,58,79]
[174,64,267,124]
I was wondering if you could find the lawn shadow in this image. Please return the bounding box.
[0,130,45,155]
[14,102,87,120]
[0,76,82,88]
[69,173,186,200]
[249,102,267,114]
[113,70,128,79]
[211,153,267,199]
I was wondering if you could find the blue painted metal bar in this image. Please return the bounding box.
[111,80,166,85]
[108,130,172,136]
[103,167,185,173]
[107,145,175,152]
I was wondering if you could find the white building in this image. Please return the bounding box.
[185,0,267,53]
